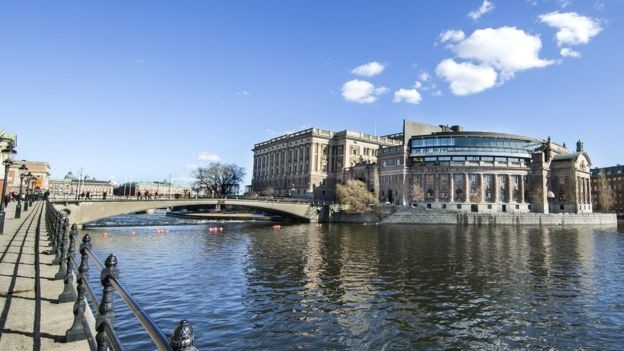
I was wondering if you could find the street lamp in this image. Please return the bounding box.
[0,142,17,235]
[23,172,32,211]
[15,163,28,219]
[28,175,39,206]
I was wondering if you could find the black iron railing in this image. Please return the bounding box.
[45,201,197,350]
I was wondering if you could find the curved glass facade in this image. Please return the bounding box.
[410,135,540,163]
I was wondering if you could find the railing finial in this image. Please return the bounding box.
[170,320,197,351]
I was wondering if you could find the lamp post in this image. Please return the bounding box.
[0,142,17,235]
[15,164,28,219]
[28,175,38,206]
[23,172,32,212]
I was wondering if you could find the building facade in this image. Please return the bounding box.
[113,181,190,198]
[6,160,50,196]
[255,120,594,214]
[49,171,114,199]
[251,127,402,199]
[591,165,623,215]
[0,129,17,195]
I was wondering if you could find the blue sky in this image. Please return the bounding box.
[1,0,622,185]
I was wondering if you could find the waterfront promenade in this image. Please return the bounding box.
[0,202,91,350]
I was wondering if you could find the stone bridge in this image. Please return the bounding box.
[51,198,322,225]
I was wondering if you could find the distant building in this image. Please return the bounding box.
[7,160,50,195]
[49,171,114,199]
[591,165,623,215]
[251,127,401,200]
[113,181,190,198]
[0,129,18,195]
[254,120,594,214]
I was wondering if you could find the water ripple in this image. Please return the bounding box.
[83,220,624,350]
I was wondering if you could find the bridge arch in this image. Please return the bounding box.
[51,199,319,225]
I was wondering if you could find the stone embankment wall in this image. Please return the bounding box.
[380,207,617,226]
[324,205,617,226]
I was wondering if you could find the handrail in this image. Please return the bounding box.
[110,278,171,350]
[101,319,124,351]
[45,200,198,351]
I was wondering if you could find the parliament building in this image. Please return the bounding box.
[251,120,593,214]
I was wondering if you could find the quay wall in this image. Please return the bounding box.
[327,206,617,226]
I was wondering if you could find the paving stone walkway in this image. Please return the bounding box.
[0,201,90,350]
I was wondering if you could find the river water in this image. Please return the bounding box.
[82,214,624,350]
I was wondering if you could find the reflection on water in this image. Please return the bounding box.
[83,219,624,350]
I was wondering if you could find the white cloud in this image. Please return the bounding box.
[539,11,602,46]
[558,0,573,9]
[418,72,431,82]
[341,79,388,104]
[435,59,497,96]
[468,0,495,20]
[414,81,423,89]
[236,91,249,96]
[560,47,581,58]
[393,88,422,104]
[351,61,386,77]
[197,151,220,162]
[451,26,553,79]
[438,29,466,44]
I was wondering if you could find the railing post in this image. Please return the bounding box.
[54,219,69,279]
[170,320,198,351]
[96,254,119,351]
[58,224,78,302]
[65,233,92,342]
[52,217,66,265]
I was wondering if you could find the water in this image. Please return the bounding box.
[82,214,624,350]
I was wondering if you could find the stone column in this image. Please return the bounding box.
[493,174,498,202]
[464,173,470,203]
[479,173,485,204]
[434,174,439,202]
[507,174,513,203]
[449,173,455,202]
[585,178,591,204]
[519,175,525,203]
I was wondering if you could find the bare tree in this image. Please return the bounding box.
[529,185,543,203]
[336,179,378,213]
[410,183,425,203]
[193,162,245,197]
[597,170,614,212]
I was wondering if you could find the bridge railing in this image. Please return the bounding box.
[45,201,198,350]
[50,195,333,206]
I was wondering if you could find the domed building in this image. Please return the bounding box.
[344,120,592,214]
[252,119,594,214]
